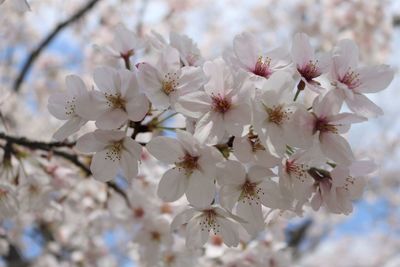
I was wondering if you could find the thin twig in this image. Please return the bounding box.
[13,0,102,92]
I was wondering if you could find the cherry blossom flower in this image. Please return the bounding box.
[330,39,394,117]
[147,130,223,208]
[171,205,241,248]
[328,160,376,214]
[75,130,142,181]
[225,31,290,86]
[252,71,296,155]
[150,31,204,67]
[48,75,89,141]
[232,129,280,167]
[290,90,366,165]
[278,151,315,212]
[217,161,290,236]
[291,32,331,92]
[137,46,205,110]
[0,0,30,12]
[94,24,145,65]
[76,67,149,130]
[175,58,252,145]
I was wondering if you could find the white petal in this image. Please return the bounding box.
[357,65,394,94]
[137,63,163,95]
[95,109,128,130]
[65,75,87,95]
[223,103,251,137]
[219,185,241,211]
[291,32,314,67]
[120,150,138,180]
[218,217,239,247]
[320,133,354,165]
[217,160,246,185]
[146,136,185,164]
[194,111,225,145]
[177,66,206,95]
[75,132,107,153]
[186,170,215,208]
[125,93,149,122]
[236,201,264,237]
[93,66,121,94]
[174,91,211,118]
[345,93,384,118]
[186,217,208,248]
[53,117,86,141]
[313,90,343,118]
[233,32,260,69]
[232,136,254,163]
[247,165,274,183]
[157,168,187,202]
[91,149,119,181]
[171,208,197,230]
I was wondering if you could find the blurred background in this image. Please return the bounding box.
[0,0,399,266]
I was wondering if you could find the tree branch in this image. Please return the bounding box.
[13,0,102,92]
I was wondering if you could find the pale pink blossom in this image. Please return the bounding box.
[176,58,252,145]
[48,75,89,141]
[328,160,376,214]
[253,71,296,155]
[330,39,394,117]
[94,24,145,63]
[278,151,314,212]
[146,130,223,208]
[76,67,149,130]
[171,205,241,248]
[291,32,331,92]
[218,161,289,236]
[137,46,205,110]
[150,31,204,67]
[232,129,279,168]
[76,130,142,181]
[290,90,366,165]
[225,31,290,86]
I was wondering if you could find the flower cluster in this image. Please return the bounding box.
[48,24,394,249]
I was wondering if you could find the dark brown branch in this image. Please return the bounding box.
[13,0,102,92]
[0,132,75,150]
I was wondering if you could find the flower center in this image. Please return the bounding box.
[253,56,272,78]
[133,207,145,218]
[211,94,231,114]
[105,93,126,110]
[239,180,262,204]
[162,72,179,95]
[65,96,77,116]
[314,118,338,134]
[150,231,161,242]
[265,105,289,126]
[340,69,361,89]
[285,160,308,183]
[175,153,199,175]
[106,141,124,162]
[199,209,219,234]
[343,176,355,192]
[298,60,321,81]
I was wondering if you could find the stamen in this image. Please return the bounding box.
[105,93,126,110]
[253,56,272,78]
[211,94,231,114]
